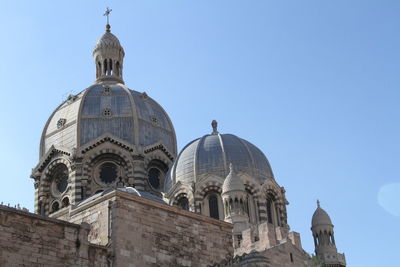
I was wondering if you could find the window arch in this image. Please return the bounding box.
[209,194,219,219]
[62,197,70,208]
[266,192,281,226]
[266,196,274,224]
[50,164,69,198]
[246,189,257,224]
[51,201,60,213]
[147,160,168,191]
[177,197,189,211]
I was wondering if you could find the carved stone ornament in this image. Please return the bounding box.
[57,118,67,129]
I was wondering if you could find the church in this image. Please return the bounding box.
[0,16,346,267]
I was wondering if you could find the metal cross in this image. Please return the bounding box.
[103,7,112,25]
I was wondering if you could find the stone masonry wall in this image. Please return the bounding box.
[0,205,108,267]
[112,194,234,267]
[66,196,111,246]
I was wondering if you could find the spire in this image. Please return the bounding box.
[93,8,125,84]
[211,120,219,135]
[317,199,320,208]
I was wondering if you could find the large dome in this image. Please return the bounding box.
[165,121,273,191]
[40,83,177,157]
[40,25,177,158]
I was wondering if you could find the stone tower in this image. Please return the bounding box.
[221,163,249,248]
[311,200,346,266]
[31,22,177,217]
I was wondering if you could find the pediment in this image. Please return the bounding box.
[144,141,174,161]
[32,145,72,176]
[80,133,136,155]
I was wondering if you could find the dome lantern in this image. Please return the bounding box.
[93,13,125,84]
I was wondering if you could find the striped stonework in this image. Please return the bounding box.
[171,186,195,211]
[194,180,223,215]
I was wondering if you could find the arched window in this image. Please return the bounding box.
[177,197,189,211]
[266,193,279,225]
[104,59,107,74]
[275,205,281,226]
[116,61,120,76]
[51,202,60,213]
[209,194,219,220]
[266,198,273,224]
[62,197,69,208]
[97,61,101,77]
[50,164,69,197]
[148,168,161,189]
[246,189,257,223]
[147,160,168,191]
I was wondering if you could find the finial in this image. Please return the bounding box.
[103,7,112,32]
[229,163,235,173]
[317,199,320,208]
[211,120,219,134]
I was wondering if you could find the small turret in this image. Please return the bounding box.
[311,200,346,266]
[222,163,249,248]
[93,15,125,84]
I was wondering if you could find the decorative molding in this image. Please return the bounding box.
[143,142,174,161]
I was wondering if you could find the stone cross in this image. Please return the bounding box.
[103,7,112,25]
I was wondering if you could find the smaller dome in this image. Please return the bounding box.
[93,25,124,52]
[312,200,333,226]
[222,164,245,193]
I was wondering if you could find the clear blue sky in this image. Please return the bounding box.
[0,1,399,266]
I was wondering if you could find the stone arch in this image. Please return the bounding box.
[82,144,134,196]
[50,199,61,214]
[40,157,72,214]
[143,149,173,169]
[145,159,169,192]
[170,186,195,211]
[261,179,287,226]
[194,178,224,219]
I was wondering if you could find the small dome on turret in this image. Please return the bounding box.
[93,24,125,84]
[93,25,124,52]
[312,200,333,226]
[222,164,245,194]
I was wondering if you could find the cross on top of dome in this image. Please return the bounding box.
[103,7,112,32]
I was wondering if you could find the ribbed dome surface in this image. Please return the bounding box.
[94,31,124,51]
[40,84,177,157]
[222,164,245,193]
[312,207,333,226]
[166,129,274,191]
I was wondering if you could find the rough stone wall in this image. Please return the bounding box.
[0,205,108,267]
[54,190,234,267]
[66,197,111,246]
[112,191,234,267]
[262,241,311,267]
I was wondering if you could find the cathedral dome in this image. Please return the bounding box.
[312,201,333,226]
[39,25,177,159]
[40,84,177,158]
[165,121,274,191]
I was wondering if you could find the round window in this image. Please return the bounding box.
[99,162,118,184]
[148,168,161,189]
[51,164,68,196]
